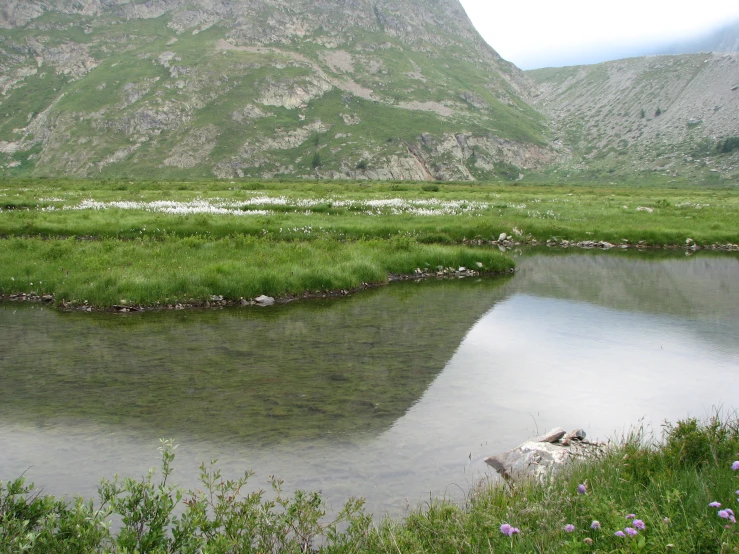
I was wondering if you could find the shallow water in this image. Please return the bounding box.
[1,250,738,516]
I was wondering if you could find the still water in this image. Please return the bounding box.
[1,251,738,516]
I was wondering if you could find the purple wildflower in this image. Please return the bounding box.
[718,510,730,519]
[625,514,636,519]
[500,523,520,537]
[727,509,735,517]
[663,517,670,523]
[731,461,739,471]
[709,501,722,508]
[564,524,575,533]
[625,527,638,536]
[614,531,626,537]
[633,519,645,530]
[736,490,739,495]
[590,520,601,530]
[577,484,586,495]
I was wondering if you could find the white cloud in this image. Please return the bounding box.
[459,0,739,68]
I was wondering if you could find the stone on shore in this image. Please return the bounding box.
[485,427,603,481]
[255,295,275,306]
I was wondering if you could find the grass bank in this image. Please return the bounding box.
[0,236,511,308]
[1,178,738,307]
[3,415,739,552]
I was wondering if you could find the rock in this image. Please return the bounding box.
[240,298,249,306]
[485,441,588,481]
[485,427,603,481]
[686,238,694,244]
[255,295,275,306]
[498,232,507,241]
[562,428,586,443]
[533,427,566,443]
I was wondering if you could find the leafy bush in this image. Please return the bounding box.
[1,440,369,553]
[717,136,739,154]
[663,415,739,468]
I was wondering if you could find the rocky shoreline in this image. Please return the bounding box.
[0,266,512,313]
[465,234,739,252]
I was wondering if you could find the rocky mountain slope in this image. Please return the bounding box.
[528,53,739,182]
[0,0,557,180]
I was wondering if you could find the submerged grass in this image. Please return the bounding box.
[3,415,739,552]
[0,235,512,306]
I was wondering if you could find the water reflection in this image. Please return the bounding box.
[1,251,738,516]
[0,278,510,444]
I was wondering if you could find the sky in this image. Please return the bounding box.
[458,0,739,69]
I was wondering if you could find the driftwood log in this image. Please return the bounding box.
[485,427,604,481]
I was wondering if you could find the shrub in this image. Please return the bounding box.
[662,415,739,468]
[717,136,739,154]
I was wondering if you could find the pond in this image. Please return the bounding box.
[1,250,738,517]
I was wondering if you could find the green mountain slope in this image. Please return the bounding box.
[528,53,739,183]
[0,0,556,180]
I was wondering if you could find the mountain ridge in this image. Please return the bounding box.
[0,0,558,180]
[528,52,739,183]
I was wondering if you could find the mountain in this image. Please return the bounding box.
[0,0,557,180]
[658,19,739,56]
[528,53,739,182]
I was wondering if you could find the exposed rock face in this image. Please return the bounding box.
[0,0,554,179]
[528,53,739,180]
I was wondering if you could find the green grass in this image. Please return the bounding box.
[359,415,739,553]
[0,235,512,307]
[3,415,739,552]
[0,178,737,307]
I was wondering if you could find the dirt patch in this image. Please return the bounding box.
[320,50,354,73]
[398,101,453,117]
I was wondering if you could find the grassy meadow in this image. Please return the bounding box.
[1,178,738,307]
